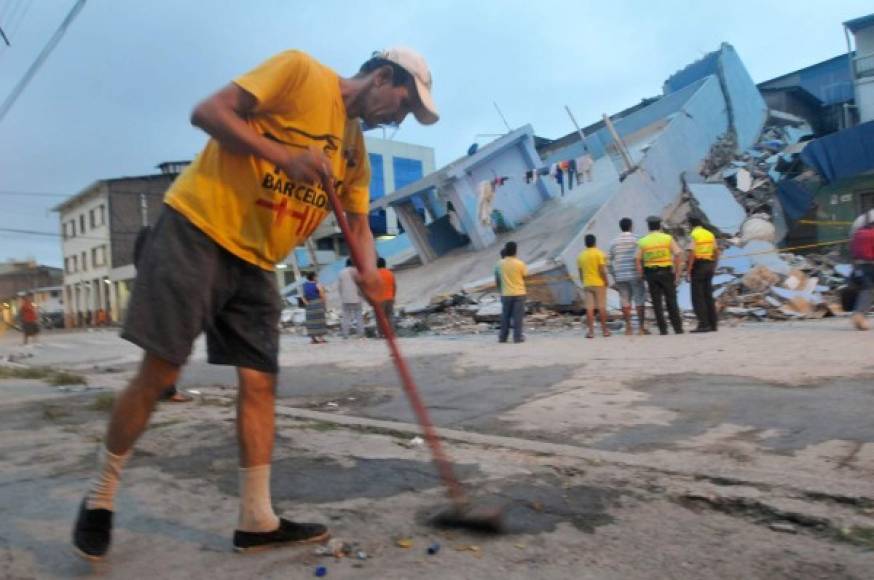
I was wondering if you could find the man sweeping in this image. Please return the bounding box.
[73,47,438,560]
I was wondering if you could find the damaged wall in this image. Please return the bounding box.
[558,75,730,281]
[442,125,557,251]
[664,43,768,151]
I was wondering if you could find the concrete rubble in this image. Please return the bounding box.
[700,111,815,223]
[280,245,849,337]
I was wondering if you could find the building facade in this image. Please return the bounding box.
[54,163,187,326]
[0,262,63,330]
[845,14,874,124]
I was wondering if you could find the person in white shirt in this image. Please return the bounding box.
[338,259,365,338]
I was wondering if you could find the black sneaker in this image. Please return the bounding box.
[72,500,113,561]
[233,518,329,553]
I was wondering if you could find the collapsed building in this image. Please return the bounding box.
[363,43,774,310]
[302,41,868,331]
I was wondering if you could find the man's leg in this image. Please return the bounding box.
[636,304,648,333]
[105,354,180,454]
[353,304,365,337]
[598,288,610,336]
[384,300,395,331]
[646,271,667,334]
[584,289,595,337]
[340,304,351,338]
[690,264,707,331]
[702,262,718,330]
[512,296,525,342]
[617,283,632,335]
[662,271,684,334]
[853,266,874,330]
[73,352,180,560]
[236,367,279,531]
[498,296,510,342]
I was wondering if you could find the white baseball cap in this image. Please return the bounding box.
[374,47,439,125]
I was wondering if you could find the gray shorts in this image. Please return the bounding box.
[614,279,646,307]
[121,206,281,373]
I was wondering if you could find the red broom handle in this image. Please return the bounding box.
[325,182,467,504]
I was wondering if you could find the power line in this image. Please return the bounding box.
[0,0,87,124]
[0,189,71,198]
[8,0,32,38]
[0,226,141,242]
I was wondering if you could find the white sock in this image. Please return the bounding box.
[86,446,131,511]
[237,465,280,532]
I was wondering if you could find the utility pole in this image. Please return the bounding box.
[602,113,635,172]
[564,105,589,153]
[0,0,87,124]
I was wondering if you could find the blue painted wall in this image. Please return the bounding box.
[760,55,854,106]
[543,78,709,166]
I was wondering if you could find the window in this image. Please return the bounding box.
[89,208,96,228]
[98,204,106,226]
[91,245,106,267]
[81,251,87,272]
[64,257,71,274]
[71,255,78,272]
[393,157,426,217]
[62,222,68,240]
[69,219,76,237]
[80,214,86,234]
[368,153,386,234]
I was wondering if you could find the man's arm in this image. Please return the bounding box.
[635,248,643,277]
[346,212,383,305]
[190,83,332,190]
[686,248,696,279]
[671,239,683,283]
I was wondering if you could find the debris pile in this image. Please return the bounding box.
[711,249,850,321]
[396,295,582,336]
[700,114,814,215]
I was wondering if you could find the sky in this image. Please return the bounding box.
[0,0,871,268]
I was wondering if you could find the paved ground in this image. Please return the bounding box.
[1,318,873,578]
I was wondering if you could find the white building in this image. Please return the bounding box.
[54,162,187,326]
[845,14,874,124]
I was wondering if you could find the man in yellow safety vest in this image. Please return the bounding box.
[686,216,720,332]
[636,216,684,335]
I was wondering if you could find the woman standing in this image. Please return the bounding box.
[302,272,328,344]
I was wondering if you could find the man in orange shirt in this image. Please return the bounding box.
[376,256,397,335]
[73,47,439,560]
[18,294,39,345]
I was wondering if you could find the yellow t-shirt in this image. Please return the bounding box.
[577,248,607,287]
[500,257,528,296]
[165,50,370,270]
[690,226,716,260]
